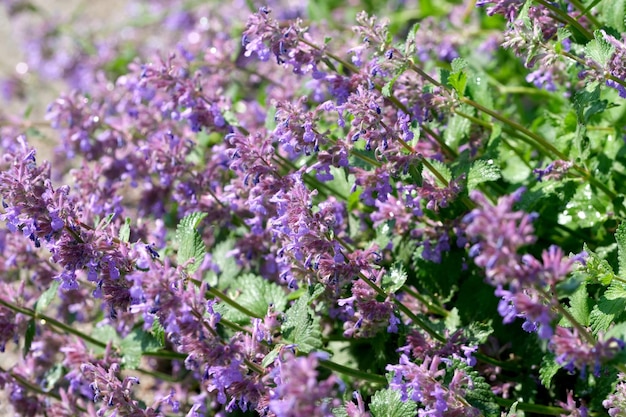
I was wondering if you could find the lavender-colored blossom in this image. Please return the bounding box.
[337,269,398,337]
[242,7,322,75]
[598,31,626,98]
[268,352,341,417]
[464,189,538,288]
[549,327,623,377]
[386,354,481,417]
[603,373,626,416]
[534,160,574,181]
[558,391,588,417]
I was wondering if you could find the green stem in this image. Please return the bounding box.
[0,298,106,348]
[535,0,593,40]
[0,367,90,413]
[205,286,263,319]
[461,97,617,200]
[494,397,566,416]
[400,285,449,317]
[319,359,387,384]
[568,0,601,28]
[356,270,447,343]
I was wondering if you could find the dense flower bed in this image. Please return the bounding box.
[2,0,626,416]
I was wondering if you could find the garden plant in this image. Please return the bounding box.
[3,0,626,415]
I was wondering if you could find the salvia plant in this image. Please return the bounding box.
[4,0,626,416]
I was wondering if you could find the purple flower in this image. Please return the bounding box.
[268,352,341,417]
[386,354,481,417]
[550,327,623,377]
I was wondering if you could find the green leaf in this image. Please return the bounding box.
[423,158,452,188]
[119,217,131,243]
[151,319,166,348]
[539,354,560,387]
[120,331,143,370]
[382,263,407,294]
[606,321,626,340]
[616,222,626,279]
[42,363,64,391]
[573,83,607,125]
[212,238,241,289]
[467,160,501,192]
[448,58,469,95]
[584,30,615,67]
[382,64,407,97]
[175,212,208,273]
[374,220,395,251]
[262,344,283,368]
[445,307,461,332]
[600,0,625,31]
[565,282,590,326]
[504,401,519,417]
[370,388,417,417]
[101,213,116,228]
[90,325,121,353]
[589,283,626,334]
[452,360,500,417]
[281,286,323,353]
[35,280,60,314]
[443,114,471,149]
[219,274,288,324]
[404,23,420,56]
[23,319,36,358]
[581,243,616,285]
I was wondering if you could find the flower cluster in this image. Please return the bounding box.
[2,0,626,416]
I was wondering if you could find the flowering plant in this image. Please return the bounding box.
[2,0,626,416]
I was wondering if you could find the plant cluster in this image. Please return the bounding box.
[2,0,626,416]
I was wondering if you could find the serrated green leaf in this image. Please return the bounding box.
[35,280,60,314]
[281,287,323,353]
[423,158,452,188]
[326,166,355,200]
[151,319,165,348]
[374,220,395,251]
[445,307,461,332]
[120,331,143,370]
[582,243,616,285]
[452,360,500,417]
[382,263,407,294]
[370,388,417,417]
[443,114,471,148]
[404,23,420,55]
[585,30,615,67]
[176,212,208,273]
[539,355,560,387]
[565,282,590,326]
[606,321,626,340]
[119,217,131,243]
[616,222,626,279]
[589,283,626,334]
[332,407,349,417]
[212,238,242,290]
[448,58,468,95]
[90,325,121,353]
[601,0,625,31]
[467,160,501,192]
[23,319,36,358]
[219,274,288,324]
